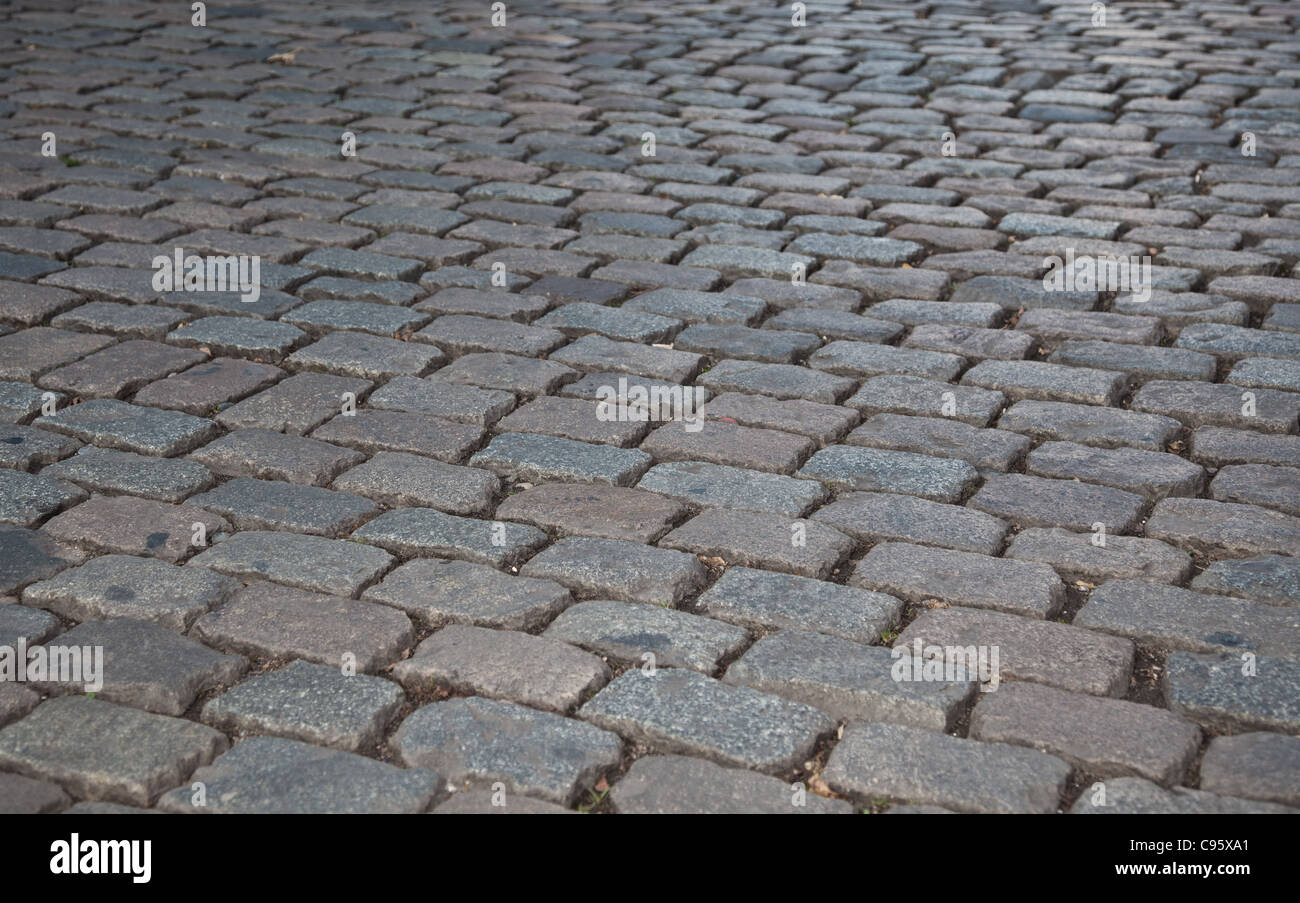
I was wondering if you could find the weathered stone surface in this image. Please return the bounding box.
[610,755,852,814]
[470,432,651,486]
[579,669,836,774]
[1070,776,1295,814]
[636,460,828,517]
[352,507,546,569]
[697,566,900,645]
[394,696,622,806]
[852,542,1066,619]
[43,446,212,502]
[0,771,69,813]
[1199,732,1300,807]
[41,494,228,563]
[968,473,1146,534]
[1164,651,1300,735]
[544,599,749,674]
[997,400,1181,451]
[36,398,218,455]
[658,507,854,580]
[0,696,227,806]
[898,606,1134,698]
[520,536,708,607]
[970,682,1200,785]
[798,445,978,503]
[823,721,1071,814]
[189,429,363,486]
[363,558,571,630]
[1025,441,1205,500]
[202,660,404,752]
[1191,554,1300,606]
[188,531,393,598]
[333,451,498,515]
[495,483,685,543]
[190,478,379,537]
[725,629,974,731]
[1006,527,1193,585]
[391,624,609,714]
[1076,580,1300,658]
[811,491,1008,556]
[192,582,412,672]
[0,525,79,595]
[1145,497,1300,557]
[156,736,439,814]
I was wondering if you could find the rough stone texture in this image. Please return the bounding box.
[32,617,246,716]
[201,660,405,753]
[852,542,1066,619]
[725,629,974,731]
[391,624,610,714]
[579,669,836,775]
[969,682,1201,785]
[697,566,901,645]
[23,554,238,630]
[394,696,622,806]
[520,536,709,607]
[156,737,440,814]
[811,492,1008,556]
[610,755,853,814]
[1163,652,1300,735]
[192,582,413,673]
[1198,733,1300,807]
[188,531,394,598]
[0,696,228,806]
[897,607,1135,698]
[3,0,1299,815]
[362,558,571,631]
[1076,580,1300,659]
[544,599,749,675]
[1006,527,1193,586]
[823,721,1071,814]
[658,507,855,580]
[1069,776,1295,814]
[1192,554,1300,606]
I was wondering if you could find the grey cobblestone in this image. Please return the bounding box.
[1,0,1297,815]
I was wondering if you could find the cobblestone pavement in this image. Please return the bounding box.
[0,0,1298,815]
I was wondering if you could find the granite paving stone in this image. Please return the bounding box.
[969,682,1200,786]
[609,755,852,814]
[696,566,900,645]
[201,660,405,753]
[0,696,227,807]
[578,669,836,775]
[33,617,246,716]
[394,696,621,806]
[658,507,854,581]
[1163,652,1300,735]
[188,531,393,598]
[362,558,571,631]
[520,536,709,607]
[823,721,1071,814]
[897,607,1135,698]
[852,542,1066,619]
[155,737,439,814]
[725,629,975,732]
[5,0,1300,816]
[391,624,609,714]
[189,478,379,537]
[23,554,238,631]
[192,582,413,672]
[1075,580,1300,659]
[189,429,363,486]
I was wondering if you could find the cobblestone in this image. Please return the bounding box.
[2,0,1298,815]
